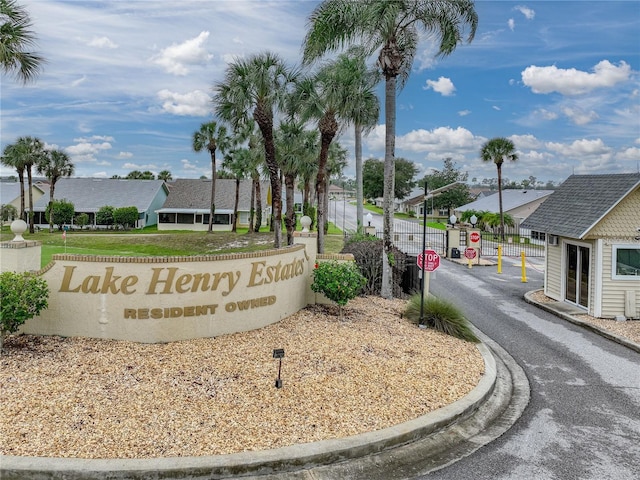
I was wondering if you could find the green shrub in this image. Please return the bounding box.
[311,261,366,317]
[341,235,407,297]
[404,294,479,343]
[0,272,49,350]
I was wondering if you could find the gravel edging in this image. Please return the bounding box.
[1,343,496,479]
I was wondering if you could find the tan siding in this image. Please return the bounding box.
[600,241,640,318]
[587,189,640,238]
[545,242,562,299]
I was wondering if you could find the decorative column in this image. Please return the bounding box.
[0,220,42,273]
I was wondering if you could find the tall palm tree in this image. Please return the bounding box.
[276,120,319,245]
[338,47,380,232]
[303,0,478,298]
[213,52,298,248]
[192,121,231,233]
[1,136,45,232]
[0,0,44,83]
[221,147,251,233]
[36,148,74,232]
[293,55,359,253]
[480,137,518,241]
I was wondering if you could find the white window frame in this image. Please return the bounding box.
[611,244,640,280]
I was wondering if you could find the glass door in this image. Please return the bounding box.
[565,243,589,308]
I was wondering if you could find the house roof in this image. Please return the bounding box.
[32,178,168,213]
[1,182,46,205]
[456,189,553,214]
[158,178,269,212]
[521,173,640,238]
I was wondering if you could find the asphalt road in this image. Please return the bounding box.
[421,259,640,480]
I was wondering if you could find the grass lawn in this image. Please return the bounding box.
[1,225,345,269]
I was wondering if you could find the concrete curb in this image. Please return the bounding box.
[1,345,497,480]
[524,290,640,354]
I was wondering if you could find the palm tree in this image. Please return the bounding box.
[221,147,252,233]
[338,47,380,232]
[213,52,298,248]
[303,0,478,298]
[480,137,518,241]
[276,120,319,244]
[0,0,44,83]
[157,170,172,181]
[192,121,231,233]
[293,55,361,253]
[1,136,45,232]
[36,148,74,232]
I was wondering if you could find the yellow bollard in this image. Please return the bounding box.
[497,245,502,274]
[521,251,527,283]
[468,257,472,269]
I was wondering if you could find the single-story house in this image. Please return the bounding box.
[521,173,640,319]
[1,181,47,221]
[455,189,553,234]
[156,178,270,231]
[31,178,169,229]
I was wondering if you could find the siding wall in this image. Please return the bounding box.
[545,241,563,300]
[587,189,640,238]
[600,239,640,319]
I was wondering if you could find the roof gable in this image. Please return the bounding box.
[521,173,640,238]
[457,189,553,213]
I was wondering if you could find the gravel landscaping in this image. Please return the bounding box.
[0,296,484,459]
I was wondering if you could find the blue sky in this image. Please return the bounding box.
[2,1,639,186]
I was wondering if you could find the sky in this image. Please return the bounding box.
[1,0,639,186]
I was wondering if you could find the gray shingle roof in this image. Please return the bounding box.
[521,173,640,238]
[160,179,269,212]
[32,178,168,212]
[456,189,553,213]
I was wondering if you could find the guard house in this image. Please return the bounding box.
[522,173,640,319]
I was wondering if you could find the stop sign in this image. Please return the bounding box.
[469,231,481,243]
[464,247,477,259]
[417,249,440,271]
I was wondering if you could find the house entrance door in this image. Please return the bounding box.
[565,243,589,308]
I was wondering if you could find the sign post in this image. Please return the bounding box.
[464,247,476,269]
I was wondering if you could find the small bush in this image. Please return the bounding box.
[0,272,49,350]
[404,294,479,343]
[341,234,406,297]
[311,261,366,317]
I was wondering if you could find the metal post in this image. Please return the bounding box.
[419,181,427,326]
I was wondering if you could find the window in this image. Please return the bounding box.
[612,246,640,279]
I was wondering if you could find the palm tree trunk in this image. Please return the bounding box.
[497,164,504,241]
[208,153,216,234]
[381,75,396,299]
[232,178,240,233]
[284,174,295,245]
[48,183,55,233]
[255,178,263,233]
[17,171,25,222]
[27,167,34,233]
[355,123,364,232]
[256,117,282,248]
[248,178,256,233]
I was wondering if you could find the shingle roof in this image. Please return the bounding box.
[32,178,168,212]
[159,179,269,212]
[456,189,553,213]
[0,182,46,205]
[521,173,640,238]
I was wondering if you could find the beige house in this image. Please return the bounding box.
[522,174,640,319]
[0,182,47,221]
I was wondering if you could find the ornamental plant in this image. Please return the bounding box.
[311,260,366,319]
[0,271,49,351]
[404,294,479,343]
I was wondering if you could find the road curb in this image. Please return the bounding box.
[1,345,497,480]
[524,290,640,354]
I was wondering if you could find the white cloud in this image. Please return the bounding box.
[118,152,133,158]
[545,138,611,158]
[66,136,114,163]
[87,36,118,49]
[492,106,501,111]
[508,18,515,31]
[535,109,559,121]
[561,107,599,125]
[152,31,213,75]
[458,110,471,117]
[424,77,456,96]
[615,147,640,161]
[397,126,480,153]
[515,5,535,20]
[156,89,210,116]
[509,134,542,150]
[522,60,631,96]
[71,75,87,87]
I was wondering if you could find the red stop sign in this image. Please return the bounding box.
[418,249,440,271]
[469,231,480,243]
[464,247,477,259]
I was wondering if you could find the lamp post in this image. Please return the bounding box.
[450,214,457,227]
[419,181,428,326]
[365,212,373,226]
[364,212,375,237]
[470,214,477,228]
